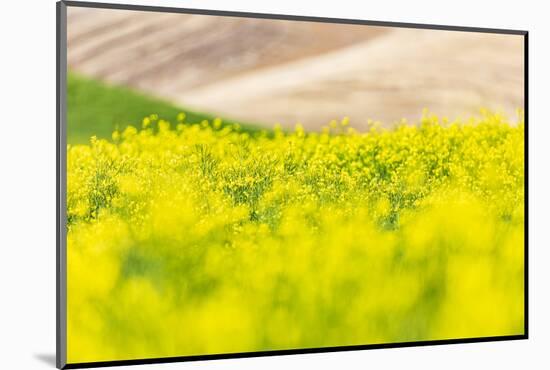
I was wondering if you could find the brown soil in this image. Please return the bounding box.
[68,7,524,129]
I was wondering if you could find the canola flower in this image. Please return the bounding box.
[66,111,525,363]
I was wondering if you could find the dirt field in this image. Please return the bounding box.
[67,7,524,129]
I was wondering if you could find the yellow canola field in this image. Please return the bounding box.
[67,112,525,363]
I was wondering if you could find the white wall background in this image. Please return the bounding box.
[0,0,547,369]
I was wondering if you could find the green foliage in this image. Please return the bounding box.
[67,73,259,144]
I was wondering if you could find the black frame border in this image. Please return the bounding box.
[56,1,529,369]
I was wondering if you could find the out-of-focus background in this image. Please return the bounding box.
[67,7,524,142]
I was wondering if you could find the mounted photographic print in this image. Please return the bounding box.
[56,1,528,368]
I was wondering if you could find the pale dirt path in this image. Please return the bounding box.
[67,7,524,130]
[180,29,524,129]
